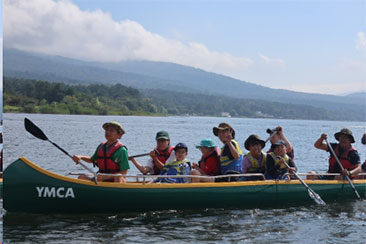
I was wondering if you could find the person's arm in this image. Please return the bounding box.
[227,140,240,160]
[314,133,328,151]
[72,155,94,164]
[113,170,127,183]
[221,129,240,160]
[287,158,297,173]
[150,150,165,170]
[130,158,152,175]
[275,126,293,153]
[192,162,207,175]
[348,164,362,176]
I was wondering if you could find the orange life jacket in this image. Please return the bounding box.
[328,144,357,173]
[96,141,126,173]
[153,146,175,175]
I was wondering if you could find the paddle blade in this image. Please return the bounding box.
[24,118,48,141]
[308,189,326,205]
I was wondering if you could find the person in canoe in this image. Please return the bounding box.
[267,126,295,162]
[265,140,296,180]
[242,134,266,181]
[130,130,175,175]
[190,138,220,183]
[72,121,129,183]
[310,128,361,180]
[362,133,366,145]
[154,142,191,183]
[213,122,243,182]
[339,133,366,179]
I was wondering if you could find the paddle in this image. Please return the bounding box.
[24,118,98,184]
[325,138,362,200]
[128,152,150,160]
[282,160,326,205]
[265,128,277,142]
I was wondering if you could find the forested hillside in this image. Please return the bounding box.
[4,77,356,121]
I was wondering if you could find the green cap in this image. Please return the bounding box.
[196,138,216,148]
[156,131,170,140]
[102,121,125,135]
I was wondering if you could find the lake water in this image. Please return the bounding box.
[2,113,366,243]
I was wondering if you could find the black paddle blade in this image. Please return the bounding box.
[24,118,48,141]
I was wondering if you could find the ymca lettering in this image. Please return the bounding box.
[36,186,75,198]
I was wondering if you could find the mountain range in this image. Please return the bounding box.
[3,48,365,121]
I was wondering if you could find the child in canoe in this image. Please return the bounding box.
[72,121,129,183]
[130,131,175,175]
[242,134,266,181]
[267,126,295,162]
[213,122,243,182]
[191,138,220,183]
[265,140,296,180]
[155,143,191,183]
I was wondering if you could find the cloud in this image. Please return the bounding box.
[259,54,286,68]
[3,0,254,76]
[356,31,366,52]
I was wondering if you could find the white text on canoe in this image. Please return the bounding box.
[36,186,75,198]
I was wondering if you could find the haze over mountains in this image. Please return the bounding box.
[4,48,365,121]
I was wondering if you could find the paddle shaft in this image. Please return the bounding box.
[47,138,96,176]
[128,152,150,160]
[24,118,98,184]
[265,129,277,142]
[282,161,325,205]
[325,139,361,200]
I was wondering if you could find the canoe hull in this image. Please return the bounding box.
[4,157,366,213]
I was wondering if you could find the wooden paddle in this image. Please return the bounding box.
[282,160,326,205]
[24,118,98,184]
[325,138,362,200]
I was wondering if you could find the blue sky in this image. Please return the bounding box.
[3,0,366,94]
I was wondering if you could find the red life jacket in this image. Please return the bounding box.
[198,147,220,176]
[328,144,357,173]
[96,141,126,173]
[153,146,175,175]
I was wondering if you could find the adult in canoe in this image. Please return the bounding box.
[191,138,220,183]
[267,126,295,162]
[213,122,243,181]
[242,134,266,180]
[312,128,361,180]
[72,121,129,183]
[130,131,175,175]
[345,134,366,179]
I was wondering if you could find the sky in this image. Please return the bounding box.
[3,0,366,95]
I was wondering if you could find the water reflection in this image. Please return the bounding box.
[3,200,366,243]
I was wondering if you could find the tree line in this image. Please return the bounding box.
[3,77,160,115]
[4,77,342,120]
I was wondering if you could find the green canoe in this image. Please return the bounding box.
[3,157,366,213]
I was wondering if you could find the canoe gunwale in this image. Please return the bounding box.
[11,157,366,188]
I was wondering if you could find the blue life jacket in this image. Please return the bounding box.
[219,140,243,174]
